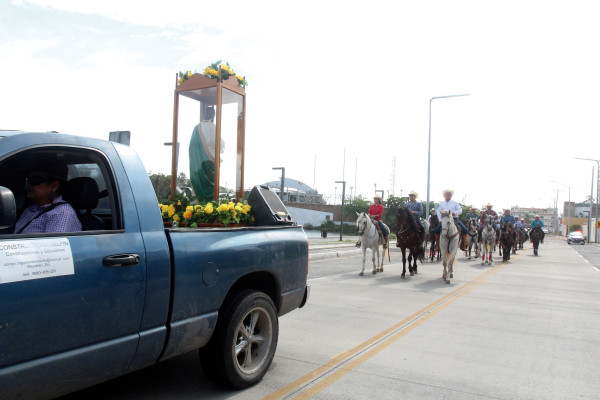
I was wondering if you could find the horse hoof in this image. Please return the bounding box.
[372,270,376,275]
[359,272,364,276]
[401,275,406,279]
[450,274,453,278]
[445,279,450,284]
[410,272,414,276]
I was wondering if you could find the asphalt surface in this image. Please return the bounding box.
[58,235,600,400]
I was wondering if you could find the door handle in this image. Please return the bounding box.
[102,254,140,268]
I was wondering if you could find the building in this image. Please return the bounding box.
[510,206,555,230]
[262,178,326,204]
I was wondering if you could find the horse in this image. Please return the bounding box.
[481,215,496,265]
[438,211,459,284]
[395,207,424,278]
[428,214,441,262]
[517,228,528,250]
[529,226,543,256]
[356,212,389,276]
[421,218,430,258]
[499,222,514,262]
[465,218,480,260]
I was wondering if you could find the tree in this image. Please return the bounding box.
[343,195,370,220]
[382,195,407,229]
[149,172,172,200]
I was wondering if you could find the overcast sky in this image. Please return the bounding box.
[2,0,599,213]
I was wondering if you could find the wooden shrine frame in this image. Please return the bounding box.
[170,72,246,201]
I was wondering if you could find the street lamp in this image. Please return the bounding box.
[272,167,285,201]
[335,180,346,241]
[575,157,599,243]
[550,180,570,235]
[425,94,470,217]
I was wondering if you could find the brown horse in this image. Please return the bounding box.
[499,222,514,262]
[428,214,441,262]
[396,207,425,278]
[529,227,543,256]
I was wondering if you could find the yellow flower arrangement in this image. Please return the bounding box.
[202,60,248,86]
[177,70,193,85]
[158,197,252,227]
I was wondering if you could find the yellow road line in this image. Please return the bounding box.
[263,260,511,400]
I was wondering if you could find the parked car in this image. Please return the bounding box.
[567,231,585,245]
[542,228,549,234]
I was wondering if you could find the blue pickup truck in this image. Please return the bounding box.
[0,131,309,399]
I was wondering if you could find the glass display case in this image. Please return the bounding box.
[171,71,246,201]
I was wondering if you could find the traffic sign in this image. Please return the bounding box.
[596,220,600,229]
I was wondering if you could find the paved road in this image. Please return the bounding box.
[60,237,600,400]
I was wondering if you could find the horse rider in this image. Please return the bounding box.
[479,203,498,231]
[500,209,518,243]
[435,189,468,249]
[530,215,545,243]
[428,208,439,228]
[356,194,388,248]
[406,191,425,235]
[467,207,479,220]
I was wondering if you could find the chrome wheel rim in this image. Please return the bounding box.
[234,306,273,375]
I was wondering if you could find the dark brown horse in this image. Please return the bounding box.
[499,222,514,262]
[428,214,441,262]
[529,227,543,256]
[396,207,425,278]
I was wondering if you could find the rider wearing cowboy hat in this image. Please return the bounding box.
[530,214,545,243]
[500,209,518,245]
[435,189,468,249]
[406,190,424,234]
[356,194,388,248]
[479,202,498,231]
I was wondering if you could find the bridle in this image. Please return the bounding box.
[357,214,378,239]
[440,213,459,240]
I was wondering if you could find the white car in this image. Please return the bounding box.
[567,231,585,245]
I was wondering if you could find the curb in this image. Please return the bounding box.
[310,248,363,261]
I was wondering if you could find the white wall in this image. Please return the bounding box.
[286,206,333,227]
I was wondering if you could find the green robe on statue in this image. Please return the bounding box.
[189,123,216,203]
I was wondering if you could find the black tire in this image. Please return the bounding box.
[199,290,279,389]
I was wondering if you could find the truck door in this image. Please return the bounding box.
[0,145,147,397]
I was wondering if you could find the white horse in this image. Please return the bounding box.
[481,215,496,265]
[421,218,430,257]
[466,218,479,260]
[438,211,459,284]
[356,212,389,276]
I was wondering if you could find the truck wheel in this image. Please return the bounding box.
[200,290,279,389]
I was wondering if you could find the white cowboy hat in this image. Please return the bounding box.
[373,194,382,200]
[485,203,493,207]
[408,191,418,198]
[442,189,454,196]
[535,214,540,218]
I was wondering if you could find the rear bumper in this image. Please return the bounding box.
[279,284,310,316]
[299,284,310,308]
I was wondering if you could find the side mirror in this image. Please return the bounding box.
[0,186,17,229]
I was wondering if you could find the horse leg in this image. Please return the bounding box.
[371,248,377,274]
[359,247,366,276]
[401,248,407,278]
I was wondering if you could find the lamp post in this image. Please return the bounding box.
[575,157,599,243]
[425,94,470,217]
[550,180,570,235]
[335,180,346,241]
[272,167,285,201]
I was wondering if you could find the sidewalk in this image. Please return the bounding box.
[308,234,399,261]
